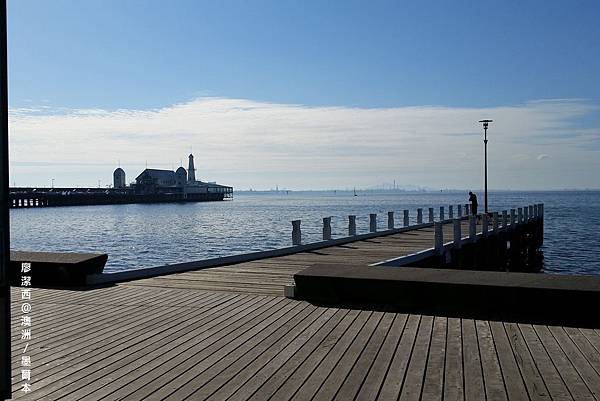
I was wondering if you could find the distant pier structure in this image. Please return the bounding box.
[10,153,233,208]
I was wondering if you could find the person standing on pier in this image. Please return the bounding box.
[469,191,478,215]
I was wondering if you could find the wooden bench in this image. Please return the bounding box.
[10,250,108,287]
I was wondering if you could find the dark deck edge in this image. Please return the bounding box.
[293,264,600,327]
[86,220,447,286]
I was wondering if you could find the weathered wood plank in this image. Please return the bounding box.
[377,314,421,400]
[15,295,276,400]
[13,292,228,382]
[333,312,396,401]
[399,315,434,401]
[504,322,551,401]
[310,311,384,401]
[421,316,447,401]
[354,314,408,401]
[101,300,309,401]
[230,308,349,401]
[256,309,361,401]
[518,324,572,401]
[534,324,594,401]
[89,297,292,401]
[462,319,485,401]
[443,317,464,401]
[548,326,600,399]
[204,307,338,401]
[289,310,373,401]
[489,321,529,401]
[475,320,508,401]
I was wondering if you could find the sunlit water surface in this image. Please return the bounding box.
[10,190,600,275]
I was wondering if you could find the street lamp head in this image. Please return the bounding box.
[479,119,493,129]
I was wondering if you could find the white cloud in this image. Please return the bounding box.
[537,154,550,160]
[8,97,600,189]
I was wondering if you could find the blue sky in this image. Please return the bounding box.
[6,1,600,189]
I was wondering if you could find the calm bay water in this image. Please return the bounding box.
[9,190,600,275]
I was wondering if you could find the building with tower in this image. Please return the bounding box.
[110,152,233,200]
[187,153,196,183]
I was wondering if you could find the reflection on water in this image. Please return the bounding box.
[9,190,600,275]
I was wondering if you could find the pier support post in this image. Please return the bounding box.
[348,215,356,236]
[493,212,499,232]
[440,206,445,221]
[417,208,423,224]
[524,207,529,222]
[518,207,523,223]
[482,214,489,237]
[469,215,477,241]
[449,205,453,219]
[502,210,508,228]
[403,210,409,227]
[428,208,434,223]
[510,209,516,226]
[387,211,394,230]
[453,218,462,249]
[458,204,462,217]
[465,204,470,215]
[323,217,332,241]
[529,205,534,220]
[533,204,538,219]
[370,214,377,232]
[434,222,444,255]
[292,220,301,245]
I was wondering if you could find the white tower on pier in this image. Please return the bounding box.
[187,153,196,183]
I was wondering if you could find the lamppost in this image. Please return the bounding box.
[478,119,493,214]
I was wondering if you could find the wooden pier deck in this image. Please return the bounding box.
[10,284,600,400]
[122,220,470,296]
[11,204,592,400]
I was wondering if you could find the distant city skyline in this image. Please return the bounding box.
[6,1,600,190]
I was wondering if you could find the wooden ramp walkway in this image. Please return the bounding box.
[122,220,469,296]
[10,284,600,400]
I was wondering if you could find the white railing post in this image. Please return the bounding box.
[434,222,444,255]
[323,217,332,240]
[453,218,462,249]
[292,220,301,245]
[469,215,477,241]
[348,215,356,236]
[370,214,377,232]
